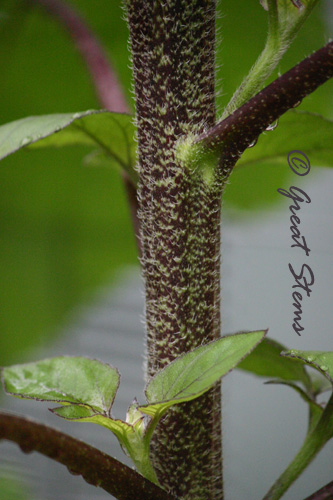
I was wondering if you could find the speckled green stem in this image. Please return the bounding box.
[125,1,223,498]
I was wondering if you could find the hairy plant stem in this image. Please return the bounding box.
[263,392,333,500]
[125,1,223,498]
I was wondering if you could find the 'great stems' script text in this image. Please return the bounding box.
[277,151,314,336]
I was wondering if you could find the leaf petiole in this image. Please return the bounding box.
[263,391,333,500]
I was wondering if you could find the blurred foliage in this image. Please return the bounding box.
[0,473,32,500]
[0,1,136,364]
[0,0,331,364]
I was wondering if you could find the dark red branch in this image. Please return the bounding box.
[0,411,174,500]
[196,41,333,177]
[303,481,333,500]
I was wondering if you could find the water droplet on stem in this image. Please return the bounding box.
[248,138,258,148]
[266,120,278,131]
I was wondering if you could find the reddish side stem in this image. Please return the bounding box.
[196,41,333,177]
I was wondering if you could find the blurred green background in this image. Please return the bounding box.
[0,0,331,365]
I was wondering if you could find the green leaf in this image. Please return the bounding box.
[1,356,120,414]
[281,350,333,385]
[237,338,310,388]
[0,110,137,180]
[140,330,267,417]
[51,404,98,419]
[265,379,323,433]
[236,111,333,169]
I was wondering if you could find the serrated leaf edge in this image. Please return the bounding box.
[0,355,121,414]
[281,351,333,385]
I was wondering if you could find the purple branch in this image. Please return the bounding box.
[196,41,333,178]
[303,481,333,500]
[0,411,174,500]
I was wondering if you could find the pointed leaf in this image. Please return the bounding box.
[281,350,333,385]
[140,330,267,416]
[236,111,333,169]
[0,110,136,178]
[237,338,310,388]
[51,404,99,419]
[1,356,120,414]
